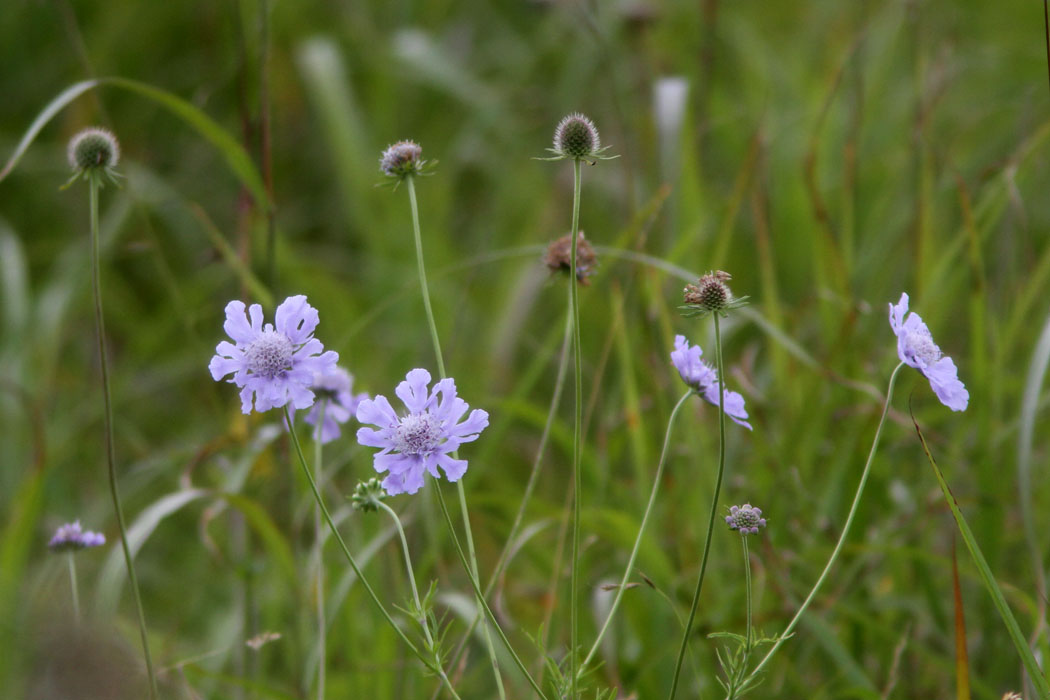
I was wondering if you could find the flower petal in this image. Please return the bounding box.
[222,301,256,345]
[888,293,909,336]
[395,369,432,413]
[357,395,399,428]
[275,295,319,345]
[924,357,969,412]
[435,453,468,482]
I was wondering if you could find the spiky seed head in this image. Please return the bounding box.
[684,270,733,311]
[725,504,766,535]
[380,140,424,178]
[553,113,600,159]
[350,478,388,512]
[68,128,120,172]
[543,231,598,284]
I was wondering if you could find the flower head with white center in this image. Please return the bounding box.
[356,368,489,495]
[670,335,752,430]
[303,366,368,444]
[209,295,339,414]
[888,293,968,412]
[726,504,766,535]
[49,521,106,552]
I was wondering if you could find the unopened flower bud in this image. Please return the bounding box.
[380,140,424,178]
[553,113,601,159]
[68,127,120,172]
[351,478,388,512]
[725,504,766,535]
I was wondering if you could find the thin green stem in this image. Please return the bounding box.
[90,174,158,699]
[568,156,584,699]
[432,300,573,700]
[405,173,505,698]
[580,390,692,675]
[434,485,551,700]
[668,312,729,700]
[737,362,906,690]
[67,552,80,622]
[281,408,438,675]
[313,400,326,700]
[737,534,753,695]
[376,501,464,700]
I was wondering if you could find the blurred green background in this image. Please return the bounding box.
[2,0,1050,697]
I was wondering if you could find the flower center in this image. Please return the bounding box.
[393,413,442,455]
[244,330,294,379]
[905,328,941,366]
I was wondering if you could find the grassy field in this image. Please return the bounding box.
[3,0,1050,698]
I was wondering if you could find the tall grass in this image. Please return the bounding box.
[2,0,1050,697]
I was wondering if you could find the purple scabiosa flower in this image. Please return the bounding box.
[303,366,369,444]
[670,335,752,430]
[726,504,766,535]
[49,521,106,552]
[356,368,489,496]
[888,293,968,412]
[209,295,338,414]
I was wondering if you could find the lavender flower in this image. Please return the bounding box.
[49,521,106,552]
[356,368,489,495]
[209,295,338,414]
[303,366,368,444]
[670,335,752,430]
[726,504,766,535]
[888,293,968,412]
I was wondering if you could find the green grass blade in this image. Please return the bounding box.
[912,413,1050,699]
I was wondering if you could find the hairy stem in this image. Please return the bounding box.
[668,312,728,700]
[90,174,158,699]
[737,362,906,690]
[67,553,80,622]
[405,173,506,697]
[580,390,692,675]
[568,156,584,699]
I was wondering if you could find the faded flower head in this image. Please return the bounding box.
[670,335,752,430]
[888,293,968,412]
[65,127,122,187]
[543,232,598,284]
[350,478,388,512]
[682,270,747,317]
[356,368,489,495]
[49,521,106,552]
[380,140,429,180]
[726,504,766,535]
[304,366,368,444]
[209,295,339,414]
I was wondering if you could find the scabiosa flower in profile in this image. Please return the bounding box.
[543,231,598,284]
[356,368,489,496]
[209,295,339,414]
[726,504,766,535]
[888,293,968,412]
[303,366,368,444]
[49,521,106,552]
[681,270,748,318]
[671,335,752,430]
[64,127,123,188]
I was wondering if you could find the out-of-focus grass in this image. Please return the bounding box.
[2,0,1050,697]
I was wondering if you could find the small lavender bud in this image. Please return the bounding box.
[725,504,766,536]
[543,231,598,284]
[553,113,601,159]
[683,270,732,310]
[380,140,425,178]
[351,478,388,512]
[68,128,120,172]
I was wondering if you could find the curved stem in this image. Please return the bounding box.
[569,156,584,699]
[67,552,80,622]
[281,408,438,675]
[313,400,326,700]
[405,174,505,697]
[668,312,728,700]
[377,501,463,700]
[736,361,906,690]
[434,485,551,700]
[579,390,692,675]
[734,534,753,696]
[90,175,158,699]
